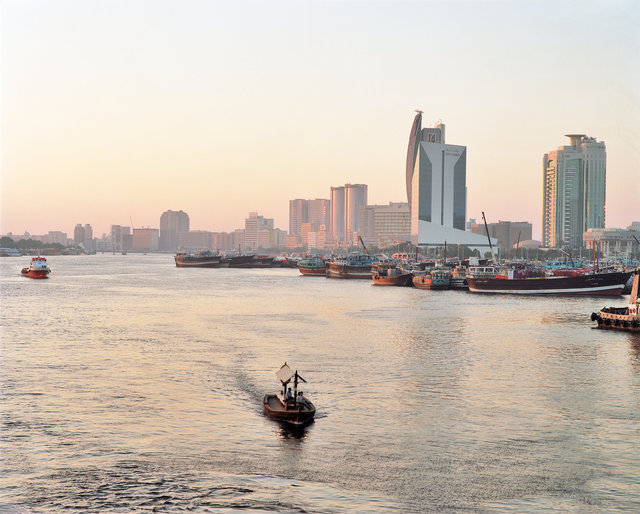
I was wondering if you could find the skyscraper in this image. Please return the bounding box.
[308,199,330,228]
[289,199,308,237]
[330,186,346,243]
[159,210,190,251]
[542,134,606,249]
[406,112,491,248]
[344,183,367,243]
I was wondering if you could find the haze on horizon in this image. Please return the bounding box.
[2,0,639,240]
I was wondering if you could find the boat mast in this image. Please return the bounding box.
[515,231,521,261]
[481,212,495,262]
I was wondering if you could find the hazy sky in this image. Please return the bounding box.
[2,0,639,240]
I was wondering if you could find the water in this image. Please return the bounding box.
[1,254,639,512]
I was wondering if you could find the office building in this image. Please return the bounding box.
[245,213,274,250]
[471,221,533,254]
[583,227,638,257]
[361,202,410,249]
[542,134,606,249]
[406,112,494,248]
[160,210,190,251]
[110,225,131,252]
[132,228,159,252]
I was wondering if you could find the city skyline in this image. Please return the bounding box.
[2,1,638,239]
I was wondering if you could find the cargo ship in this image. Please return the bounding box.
[175,251,222,268]
[467,266,632,296]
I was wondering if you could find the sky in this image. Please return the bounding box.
[2,0,639,240]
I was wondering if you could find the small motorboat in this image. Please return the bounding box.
[263,363,315,426]
[21,256,51,279]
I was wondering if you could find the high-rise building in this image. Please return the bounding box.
[308,199,330,229]
[330,186,346,243]
[74,224,84,245]
[406,112,493,248]
[542,134,606,249]
[160,210,190,251]
[178,230,213,250]
[110,225,131,252]
[344,184,367,243]
[289,199,309,237]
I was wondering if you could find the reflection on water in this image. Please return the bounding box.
[1,255,639,511]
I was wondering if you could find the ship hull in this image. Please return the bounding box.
[412,275,449,290]
[467,271,631,296]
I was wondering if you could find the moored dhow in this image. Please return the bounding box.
[175,250,222,268]
[467,266,632,296]
[326,252,377,279]
[21,256,51,278]
[372,262,413,286]
[412,268,451,290]
[298,255,327,276]
[591,270,640,331]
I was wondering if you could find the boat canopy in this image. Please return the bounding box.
[276,363,294,384]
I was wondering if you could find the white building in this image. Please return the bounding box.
[406,112,494,249]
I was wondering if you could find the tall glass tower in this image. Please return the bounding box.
[542,135,606,249]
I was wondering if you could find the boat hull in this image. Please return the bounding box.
[21,269,50,279]
[175,258,221,268]
[326,263,372,279]
[467,271,631,296]
[298,265,326,276]
[372,272,413,286]
[263,394,315,425]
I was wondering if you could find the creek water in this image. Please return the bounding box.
[1,254,639,512]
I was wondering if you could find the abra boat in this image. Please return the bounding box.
[467,266,632,296]
[21,256,51,278]
[298,256,327,276]
[372,262,413,286]
[175,251,222,268]
[591,270,640,331]
[263,363,315,426]
[326,252,377,279]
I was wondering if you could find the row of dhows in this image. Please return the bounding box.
[298,253,636,296]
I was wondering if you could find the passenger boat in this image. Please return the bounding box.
[298,256,326,276]
[412,269,450,290]
[175,250,222,268]
[21,256,51,278]
[371,262,413,286]
[263,363,315,426]
[326,252,377,279]
[467,266,632,296]
[591,270,640,331]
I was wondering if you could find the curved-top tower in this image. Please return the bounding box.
[405,110,423,213]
